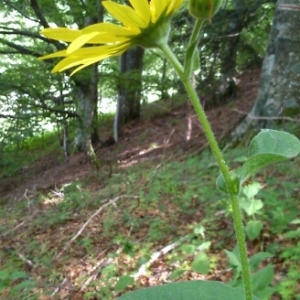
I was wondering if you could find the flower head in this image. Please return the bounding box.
[189,0,222,22]
[40,0,183,75]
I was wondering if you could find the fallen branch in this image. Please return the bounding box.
[233,109,300,123]
[55,195,138,260]
[16,251,37,268]
[132,235,190,279]
[51,278,70,297]
[80,248,122,291]
[1,210,39,239]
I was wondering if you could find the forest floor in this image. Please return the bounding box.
[1,69,259,200]
[0,69,299,300]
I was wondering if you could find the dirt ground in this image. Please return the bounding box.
[0,69,260,200]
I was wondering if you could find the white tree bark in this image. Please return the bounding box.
[232,0,300,140]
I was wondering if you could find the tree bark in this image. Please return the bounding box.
[73,66,100,168]
[231,0,300,140]
[114,46,144,141]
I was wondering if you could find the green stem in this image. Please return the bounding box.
[160,42,253,300]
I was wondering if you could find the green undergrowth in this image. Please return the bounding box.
[0,130,61,180]
[0,144,299,299]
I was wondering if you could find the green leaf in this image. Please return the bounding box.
[216,171,240,195]
[117,280,260,300]
[180,244,196,254]
[10,271,27,281]
[217,130,300,190]
[251,265,274,293]
[249,129,300,158]
[242,182,261,198]
[245,220,263,241]
[169,269,185,280]
[0,282,9,290]
[191,253,210,274]
[249,252,273,271]
[115,275,134,292]
[238,153,287,182]
[0,270,9,280]
[197,241,211,251]
[224,250,241,270]
[193,224,206,237]
[254,286,276,300]
[11,280,35,292]
[289,218,300,224]
[239,199,263,216]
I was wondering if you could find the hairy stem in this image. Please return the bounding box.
[160,42,253,300]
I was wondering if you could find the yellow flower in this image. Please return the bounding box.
[40,0,183,75]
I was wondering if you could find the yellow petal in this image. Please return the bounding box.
[40,28,81,42]
[88,33,132,44]
[53,55,108,73]
[52,43,130,73]
[83,23,140,36]
[129,0,151,25]
[39,49,67,60]
[102,1,147,29]
[149,0,182,22]
[150,0,168,23]
[168,0,183,15]
[67,32,100,54]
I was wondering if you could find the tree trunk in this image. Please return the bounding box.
[72,65,101,168]
[231,0,300,140]
[72,0,103,168]
[114,47,144,142]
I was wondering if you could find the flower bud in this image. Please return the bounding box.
[189,0,222,22]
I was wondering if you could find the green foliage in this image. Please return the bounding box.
[217,129,300,194]
[191,253,210,274]
[118,280,260,300]
[277,265,300,300]
[225,247,275,298]
[0,269,36,298]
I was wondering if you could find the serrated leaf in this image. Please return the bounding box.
[191,253,210,274]
[117,280,260,300]
[115,275,134,292]
[245,220,263,241]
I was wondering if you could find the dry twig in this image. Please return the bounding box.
[55,195,138,260]
[132,235,189,279]
[80,248,122,291]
